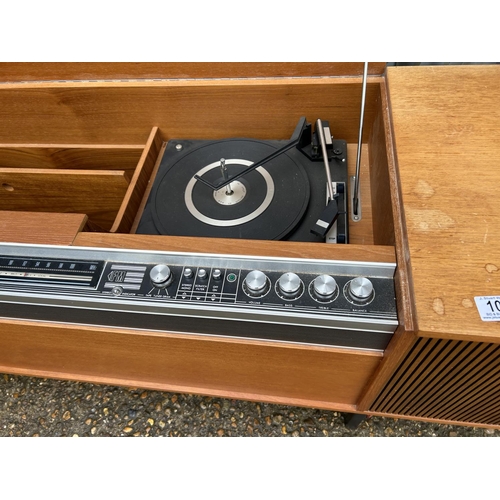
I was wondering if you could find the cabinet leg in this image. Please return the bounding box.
[343,412,367,430]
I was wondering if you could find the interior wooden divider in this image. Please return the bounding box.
[111,127,163,233]
[0,130,162,233]
[131,142,167,234]
[0,144,144,174]
[0,168,129,231]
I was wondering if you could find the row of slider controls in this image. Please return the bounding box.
[151,266,224,288]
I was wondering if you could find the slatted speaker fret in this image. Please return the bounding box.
[370,338,500,425]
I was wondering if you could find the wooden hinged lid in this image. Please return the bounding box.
[387,65,500,343]
[0,62,386,82]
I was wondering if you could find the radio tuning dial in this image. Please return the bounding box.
[348,277,374,303]
[150,264,173,288]
[312,275,338,300]
[278,272,302,299]
[243,270,269,297]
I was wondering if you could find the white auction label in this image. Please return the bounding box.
[474,296,500,321]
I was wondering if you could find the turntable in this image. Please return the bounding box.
[136,117,349,244]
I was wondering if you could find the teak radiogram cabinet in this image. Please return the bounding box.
[0,63,498,429]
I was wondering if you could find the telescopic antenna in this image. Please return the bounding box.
[351,62,368,221]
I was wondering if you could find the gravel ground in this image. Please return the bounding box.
[1,373,499,437]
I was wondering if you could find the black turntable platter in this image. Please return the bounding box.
[138,139,311,240]
[137,118,349,243]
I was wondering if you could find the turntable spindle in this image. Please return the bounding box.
[219,158,233,196]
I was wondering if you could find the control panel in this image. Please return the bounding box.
[0,243,398,351]
[101,263,393,315]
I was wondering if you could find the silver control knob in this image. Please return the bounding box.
[244,270,268,296]
[198,269,208,280]
[212,269,222,280]
[348,277,374,302]
[150,264,172,287]
[312,275,337,300]
[183,268,194,279]
[278,272,302,299]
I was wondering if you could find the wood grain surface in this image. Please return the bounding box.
[0,168,129,231]
[0,78,382,145]
[0,144,143,173]
[73,232,396,264]
[387,65,500,342]
[0,317,381,411]
[131,142,167,233]
[346,144,373,245]
[377,78,418,334]
[0,62,386,82]
[110,127,163,233]
[0,211,87,245]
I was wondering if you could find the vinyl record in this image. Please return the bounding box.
[148,139,310,240]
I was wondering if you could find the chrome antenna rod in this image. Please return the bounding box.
[352,62,368,221]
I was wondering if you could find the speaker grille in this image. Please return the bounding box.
[370,337,500,425]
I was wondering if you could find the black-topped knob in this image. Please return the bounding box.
[150,264,173,287]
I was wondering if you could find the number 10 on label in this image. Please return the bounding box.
[475,296,500,322]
